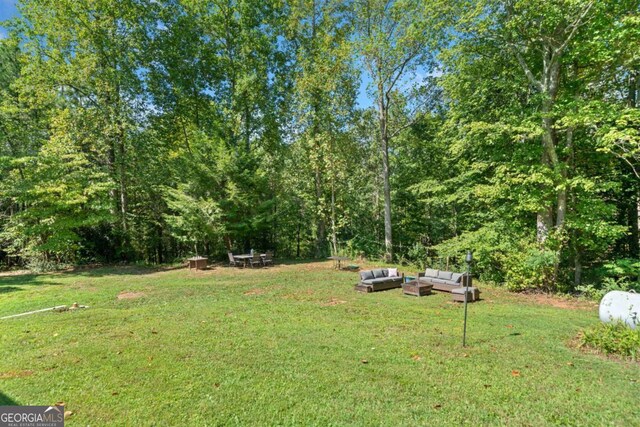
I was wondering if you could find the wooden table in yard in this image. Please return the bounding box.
[402,280,433,297]
[188,256,208,270]
[327,256,350,269]
[234,254,266,267]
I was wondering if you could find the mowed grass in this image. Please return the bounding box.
[0,261,638,426]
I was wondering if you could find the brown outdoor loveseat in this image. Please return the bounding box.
[417,268,471,292]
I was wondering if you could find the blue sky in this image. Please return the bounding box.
[0,0,374,107]
[0,0,18,38]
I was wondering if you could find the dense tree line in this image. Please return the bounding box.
[1,0,639,293]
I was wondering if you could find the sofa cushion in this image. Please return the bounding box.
[438,271,453,280]
[451,273,463,283]
[382,268,389,277]
[371,277,394,284]
[372,269,385,278]
[361,279,375,285]
[360,270,374,281]
[388,268,398,277]
[425,268,439,278]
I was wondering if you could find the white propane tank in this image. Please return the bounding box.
[599,291,640,329]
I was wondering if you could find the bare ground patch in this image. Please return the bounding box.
[0,370,34,379]
[282,288,315,300]
[517,291,596,310]
[243,288,267,296]
[486,287,596,311]
[320,297,347,307]
[117,291,146,300]
[0,270,32,277]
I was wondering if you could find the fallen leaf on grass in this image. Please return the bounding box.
[506,325,513,329]
[411,355,422,361]
[360,359,368,364]
[55,402,65,407]
[511,370,521,377]
[64,411,74,419]
[433,404,442,410]
[214,383,220,388]
[111,392,119,396]
[484,384,491,388]
[566,362,574,367]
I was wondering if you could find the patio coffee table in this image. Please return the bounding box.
[402,280,433,297]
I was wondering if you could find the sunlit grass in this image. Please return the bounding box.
[1,261,638,425]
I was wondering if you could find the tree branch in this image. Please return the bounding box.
[510,46,543,92]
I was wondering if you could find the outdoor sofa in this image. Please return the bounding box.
[355,268,404,293]
[417,268,471,293]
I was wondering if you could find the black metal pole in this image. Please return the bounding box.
[463,251,472,347]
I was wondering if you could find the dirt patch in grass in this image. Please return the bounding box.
[282,288,315,300]
[0,370,34,379]
[487,287,596,311]
[320,297,347,307]
[117,291,146,300]
[0,270,32,277]
[517,292,596,310]
[243,288,267,296]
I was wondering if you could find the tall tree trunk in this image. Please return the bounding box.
[296,220,301,258]
[118,134,127,233]
[574,250,582,286]
[629,71,639,257]
[331,176,338,255]
[378,81,393,262]
[315,164,326,257]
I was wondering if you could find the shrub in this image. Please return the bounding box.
[503,245,558,292]
[26,257,70,273]
[580,322,640,360]
[576,277,640,301]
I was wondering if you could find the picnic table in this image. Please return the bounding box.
[234,253,266,267]
[327,256,350,269]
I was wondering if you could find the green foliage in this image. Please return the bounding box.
[576,277,640,301]
[576,259,640,300]
[503,245,559,292]
[580,322,640,360]
[0,0,639,293]
[163,186,223,255]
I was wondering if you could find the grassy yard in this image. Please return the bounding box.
[0,261,638,426]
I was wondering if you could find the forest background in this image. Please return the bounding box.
[1,0,640,295]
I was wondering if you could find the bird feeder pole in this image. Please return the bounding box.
[463,250,473,347]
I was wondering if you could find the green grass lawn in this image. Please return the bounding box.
[1,261,638,426]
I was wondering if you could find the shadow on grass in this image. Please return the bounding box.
[59,264,186,278]
[3,259,335,280]
[0,274,63,291]
[0,391,18,405]
[0,286,24,295]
